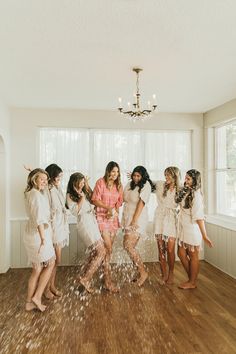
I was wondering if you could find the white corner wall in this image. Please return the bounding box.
[204,98,236,278]
[0,103,10,273]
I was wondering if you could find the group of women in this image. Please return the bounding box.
[23,161,213,312]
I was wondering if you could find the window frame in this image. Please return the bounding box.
[214,119,236,218]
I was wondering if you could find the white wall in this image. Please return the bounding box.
[0,103,10,272]
[9,107,203,266]
[204,98,236,278]
[204,97,236,127]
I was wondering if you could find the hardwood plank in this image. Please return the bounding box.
[0,262,236,354]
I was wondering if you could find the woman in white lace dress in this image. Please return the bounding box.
[176,169,213,289]
[122,166,155,287]
[24,169,55,312]
[154,167,181,284]
[44,164,70,298]
[66,172,106,293]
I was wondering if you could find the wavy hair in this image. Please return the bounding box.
[163,166,181,198]
[130,166,155,193]
[24,168,48,194]
[45,164,63,186]
[175,169,202,209]
[103,161,122,191]
[66,172,92,205]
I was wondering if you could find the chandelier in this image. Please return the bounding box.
[118,67,157,122]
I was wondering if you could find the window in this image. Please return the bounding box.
[215,120,236,217]
[39,128,192,220]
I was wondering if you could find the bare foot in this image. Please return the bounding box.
[104,282,119,293]
[166,273,174,285]
[178,281,197,290]
[79,278,95,294]
[44,289,55,300]
[31,297,47,312]
[25,301,37,311]
[160,271,168,283]
[50,287,62,297]
[157,277,166,285]
[137,271,148,287]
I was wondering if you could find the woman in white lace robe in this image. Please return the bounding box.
[122,166,154,287]
[24,169,55,312]
[44,164,69,298]
[66,172,105,293]
[153,166,181,284]
[176,169,213,289]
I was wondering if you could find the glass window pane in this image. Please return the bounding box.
[216,170,236,217]
[216,121,236,169]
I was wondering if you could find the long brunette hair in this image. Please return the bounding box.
[66,172,92,204]
[175,169,202,209]
[130,166,155,193]
[103,161,122,191]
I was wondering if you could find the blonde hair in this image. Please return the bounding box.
[24,168,48,194]
[163,166,181,197]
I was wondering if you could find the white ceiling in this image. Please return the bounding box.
[0,0,236,112]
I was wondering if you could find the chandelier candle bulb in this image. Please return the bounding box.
[117,67,157,122]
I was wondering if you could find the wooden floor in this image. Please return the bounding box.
[0,261,236,354]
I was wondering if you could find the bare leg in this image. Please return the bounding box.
[50,245,62,296]
[79,253,93,278]
[179,248,199,289]
[123,233,148,287]
[32,261,55,312]
[166,237,176,284]
[26,267,42,311]
[79,241,106,293]
[156,235,168,282]
[102,232,118,292]
[178,246,190,277]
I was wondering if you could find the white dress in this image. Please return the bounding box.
[66,194,102,250]
[153,180,178,240]
[121,181,151,236]
[24,188,55,267]
[178,189,204,250]
[50,186,70,248]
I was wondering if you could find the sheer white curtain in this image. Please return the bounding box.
[39,128,90,191]
[91,129,142,187]
[39,128,192,219]
[144,130,192,219]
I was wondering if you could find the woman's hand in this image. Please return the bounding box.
[126,171,132,180]
[23,164,32,172]
[84,176,90,188]
[74,187,84,198]
[107,207,113,219]
[106,207,118,219]
[129,220,139,232]
[203,236,213,248]
[38,238,45,254]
